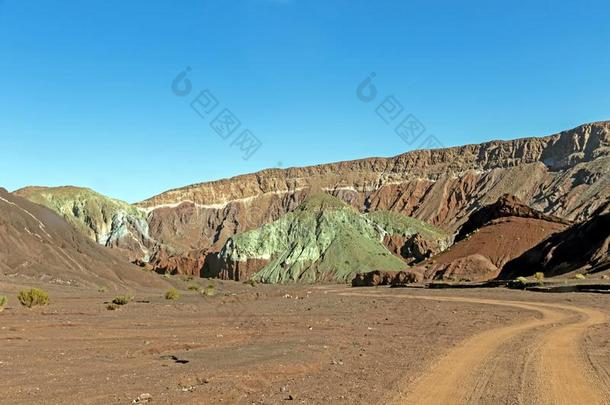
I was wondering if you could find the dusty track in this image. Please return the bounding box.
[338,290,609,405]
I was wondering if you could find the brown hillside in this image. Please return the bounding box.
[0,188,165,290]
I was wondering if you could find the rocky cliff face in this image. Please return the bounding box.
[137,121,610,260]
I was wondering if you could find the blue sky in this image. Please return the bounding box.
[1,0,609,202]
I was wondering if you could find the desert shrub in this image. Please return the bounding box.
[243,279,257,287]
[187,284,200,291]
[533,272,545,286]
[180,275,194,282]
[106,304,119,311]
[112,296,132,306]
[508,276,529,289]
[201,284,215,297]
[18,288,49,308]
[165,288,181,300]
[97,287,107,293]
[574,274,586,280]
[0,295,6,312]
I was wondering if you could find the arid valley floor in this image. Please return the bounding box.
[2,280,610,405]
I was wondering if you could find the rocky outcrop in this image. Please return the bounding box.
[383,234,448,264]
[499,203,610,278]
[424,254,500,282]
[351,270,421,287]
[365,211,451,263]
[145,248,208,277]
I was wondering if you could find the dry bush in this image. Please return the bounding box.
[165,288,181,300]
[112,296,132,306]
[18,288,49,308]
[201,284,215,297]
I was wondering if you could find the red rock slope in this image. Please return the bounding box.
[499,202,610,279]
[417,195,571,282]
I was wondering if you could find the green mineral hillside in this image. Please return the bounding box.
[215,193,446,283]
[14,186,152,260]
[365,210,452,262]
[365,210,449,241]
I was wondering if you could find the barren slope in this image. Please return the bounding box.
[500,202,610,279]
[14,186,153,261]
[0,188,164,289]
[416,195,571,282]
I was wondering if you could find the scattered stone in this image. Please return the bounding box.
[132,393,152,403]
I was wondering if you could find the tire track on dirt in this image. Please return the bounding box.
[335,290,608,405]
[535,304,609,405]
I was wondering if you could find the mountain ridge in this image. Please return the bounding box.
[12,120,610,276]
[138,121,610,209]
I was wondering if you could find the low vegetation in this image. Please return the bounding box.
[165,288,181,300]
[18,288,49,308]
[0,295,6,312]
[112,296,132,306]
[187,283,200,291]
[201,284,215,297]
[106,304,119,311]
[574,273,586,280]
[534,272,545,285]
[508,276,529,289]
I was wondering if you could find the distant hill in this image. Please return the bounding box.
[14,186,152,261]
[0,188,165,289]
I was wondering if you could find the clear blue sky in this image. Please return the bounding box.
[1,0,609,203]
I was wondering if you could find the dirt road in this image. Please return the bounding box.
[2,282,610,404]
[340,290,610,405]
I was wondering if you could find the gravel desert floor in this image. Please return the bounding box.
[1,279,610,405]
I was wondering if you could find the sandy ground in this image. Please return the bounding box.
[1,279,610,404]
